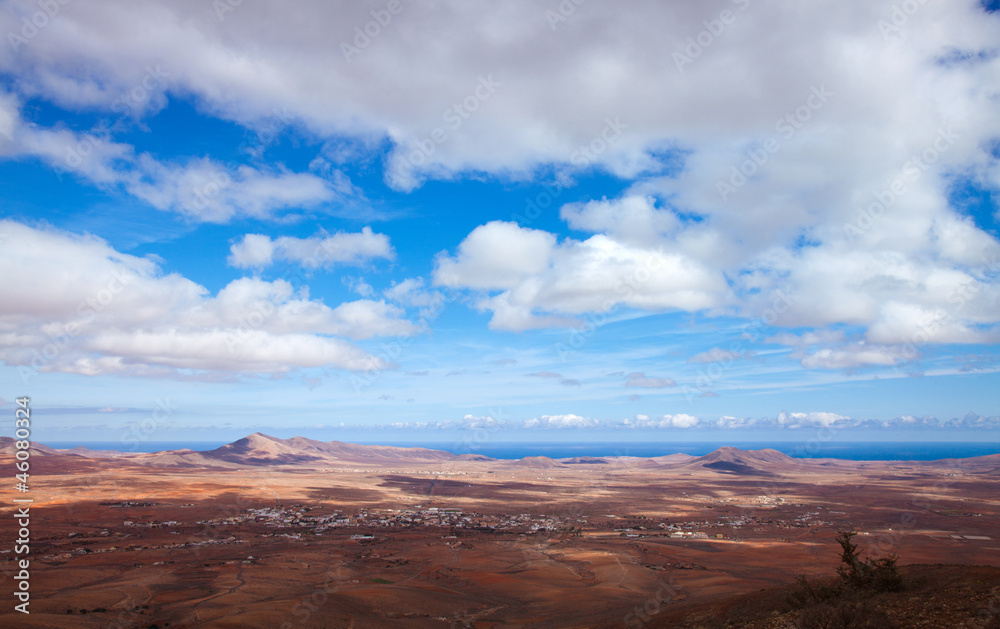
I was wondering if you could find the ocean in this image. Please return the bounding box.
[43,440,1000,461]
[378,441,1000,460]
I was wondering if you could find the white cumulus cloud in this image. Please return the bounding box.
[228,227,394,269]
[0,220,417,377]
[524,414,600,429]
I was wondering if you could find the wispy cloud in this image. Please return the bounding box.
[625,372,677,388]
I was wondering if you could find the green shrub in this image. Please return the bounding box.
[835,531,903,594]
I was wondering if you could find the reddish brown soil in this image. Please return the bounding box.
[1,447,997,627]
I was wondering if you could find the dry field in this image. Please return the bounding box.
[1,439,998,627]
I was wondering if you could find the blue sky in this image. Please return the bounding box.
[0,0,999,445]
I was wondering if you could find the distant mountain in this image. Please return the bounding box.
[206,433,327,465]
[2,436,995,473]
[650,453,698,465]
[564,456,608,464]
[128,449,234,469]
[201,433,463,466]
[58,445,124,458]
[283,438,459,463]
[1,438,148,459]
[686,446,795,476]
[694,446,794,465]
[511,455,563,468]
[917,453,1000,468]
[0,437,58,456]
[457,453,495,462]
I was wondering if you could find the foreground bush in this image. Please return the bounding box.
[796,598,898,629]
[834,530,903,594]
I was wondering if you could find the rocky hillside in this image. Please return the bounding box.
[653,564,1000,628]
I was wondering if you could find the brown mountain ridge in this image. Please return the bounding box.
[5,434,1000,475]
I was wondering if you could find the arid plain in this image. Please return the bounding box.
[2,434,999,628]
